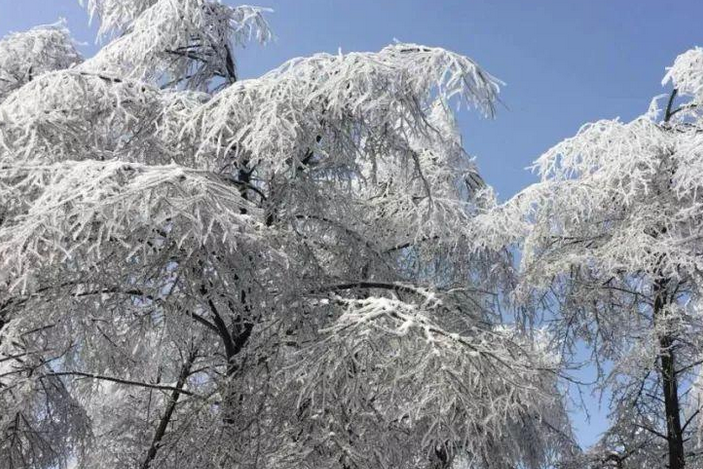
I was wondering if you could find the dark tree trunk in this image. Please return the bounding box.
[655,89,685,469]
[654,277,685,469]
[140,350,196,469]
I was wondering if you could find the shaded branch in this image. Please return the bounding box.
[44,371,200,397]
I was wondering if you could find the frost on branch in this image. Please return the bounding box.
[489,116,703,287]
[0,71,209,167]
[79,0,272,90]
[0,21,83,104]
[0,160,262,294]
[80,0,159,38]
[0,371,90,469]
[663,47,703,106]
[187,43,501,253]
[192,43,500,170]
[273,288,572,469]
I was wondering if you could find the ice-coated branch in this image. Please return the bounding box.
[0,20,82,103]
[45,370,200,397]
[79,0,272,89]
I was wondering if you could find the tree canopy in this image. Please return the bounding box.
[3,2,703,469]
[0,2,572,468]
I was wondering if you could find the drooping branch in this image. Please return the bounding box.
[44,371,200,397]
[313,281,426,297]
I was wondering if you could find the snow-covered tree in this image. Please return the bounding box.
[0,1,571,468]
[0,20,82,102]
[491,47,703,469]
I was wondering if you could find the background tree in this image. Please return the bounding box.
[0,1,572,468]
[486,47,703,469]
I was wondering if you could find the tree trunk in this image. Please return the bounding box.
[654,277,685,469]
[655,91,685,469]
[140,349,196,469]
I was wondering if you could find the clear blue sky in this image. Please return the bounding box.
[2,0,702,450]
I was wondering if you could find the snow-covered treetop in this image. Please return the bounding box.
[80,0,160,38]
[192,43,500,167]
[477,48,703,292]
[80,0,271,89]
[0,20,82,103]
[663,47,703,113]
[0,39,502,287]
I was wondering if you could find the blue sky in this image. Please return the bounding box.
[2,0,702,450]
